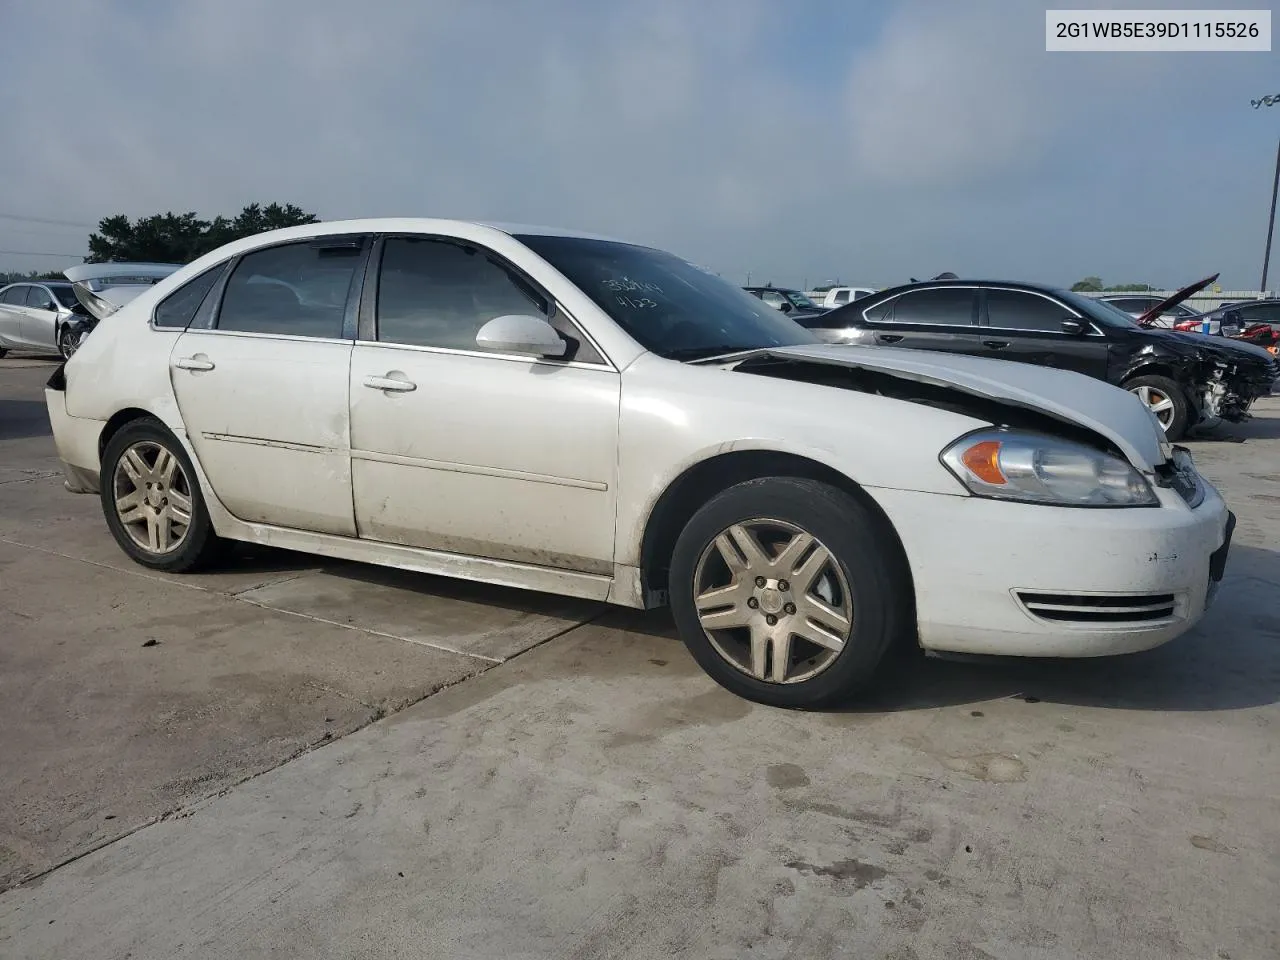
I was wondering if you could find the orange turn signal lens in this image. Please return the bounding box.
[960,440,1006,485]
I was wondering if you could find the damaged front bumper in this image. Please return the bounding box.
[1197,355,1279,423]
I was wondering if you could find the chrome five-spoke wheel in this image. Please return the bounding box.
[693,519,853,684]
[112,440,194,554]
[1131,384,1175,428]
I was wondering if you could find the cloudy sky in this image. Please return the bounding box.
[0,0,1275,289]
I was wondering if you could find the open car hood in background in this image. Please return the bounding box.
[1136,273,1218,327]
[63,262,182,320]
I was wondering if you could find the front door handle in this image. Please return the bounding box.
[174,356,215,371]
[876,334,904,344]
[363,374,417,393]
[982,340,1010,350]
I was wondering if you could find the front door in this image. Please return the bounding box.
[980,288,1110,379]
[18,286,59,350]
[348,235,620,574]
[169,236,370,536]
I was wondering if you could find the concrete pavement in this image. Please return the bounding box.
[0,355,1277,959]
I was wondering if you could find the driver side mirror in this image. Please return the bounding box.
[1061,318,1086,335]
[778,301,793,314]
[475,314,567,358]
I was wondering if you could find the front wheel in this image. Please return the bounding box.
[99,418,226,572]
[1124,374,1190,441]
[57,325,84,360]
[669,477,910,709]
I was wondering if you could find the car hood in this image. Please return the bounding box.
[1145,326,1276,362]
[1136,273,1217,326]
[63,262,182,320]
[732,343,1170,470]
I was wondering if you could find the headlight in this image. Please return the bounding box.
[940,430,1158,507]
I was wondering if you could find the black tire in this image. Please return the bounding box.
[1123,374,1191,441]
[99,417,226,572]
[669,477,911,709]
[0,347,8,359]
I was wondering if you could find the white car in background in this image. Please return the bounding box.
[811,286,877,310]
[45,219,1232,707]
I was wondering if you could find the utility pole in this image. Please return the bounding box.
[1252,94,1280,294]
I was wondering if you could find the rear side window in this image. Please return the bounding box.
[891,288,975,325]
[154,265,224,329]
[217,241,364,339]
[1,286,27,305]
[986,290,1073,332]
[833,290,850,304]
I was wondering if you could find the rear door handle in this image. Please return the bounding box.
[174,356,215,371]
[982,340,1009,349]
[875,334,903,344]
[363,374,417,393]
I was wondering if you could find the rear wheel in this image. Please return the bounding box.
[0,347,7,359]
[1123,374,1190,441]
[669,477,910,709]
[100,418,225,572]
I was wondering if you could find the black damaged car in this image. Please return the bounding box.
[809,277,1277,441]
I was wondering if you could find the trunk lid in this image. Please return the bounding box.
[63,263,182,320]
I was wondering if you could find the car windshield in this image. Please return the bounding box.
[1058,289,1141,328]
[515,234,815,360]
[784,290,819,309]
[47,284,79,308]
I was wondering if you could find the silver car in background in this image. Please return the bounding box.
[0,264,181,360]
[0,281,84,359]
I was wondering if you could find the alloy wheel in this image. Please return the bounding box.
[1131,384,1175,429]
[111,441,194,554]
[692,518,853,684]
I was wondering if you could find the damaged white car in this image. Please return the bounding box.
[45,219,1234,707]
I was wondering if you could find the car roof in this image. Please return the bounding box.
[870,279,1072,297]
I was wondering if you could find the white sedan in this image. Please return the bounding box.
[45,219,1233,707]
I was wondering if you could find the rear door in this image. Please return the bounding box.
[864,287,985,354]
[0,286,29,346]
[980,288,1110,378]
[169,235,370,536]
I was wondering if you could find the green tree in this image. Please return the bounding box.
[86,202,320,264]
[1104,282,1154,292]
[1070,276,1104,292]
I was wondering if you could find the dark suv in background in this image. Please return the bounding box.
[809,279,1277,441]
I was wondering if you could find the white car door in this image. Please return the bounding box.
[348,235,620,574]
[168,236,370,537]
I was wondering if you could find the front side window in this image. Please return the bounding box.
[1239,303,1280,323]
[516,234,813,360]
[216,240,363,338]
[833,290,850,304]
[48,285,78,309]
[26,286,55,309]
[155,265,224,329]
[375,237,549,350]
[891,288,975,326]
[985,290,1073,332]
